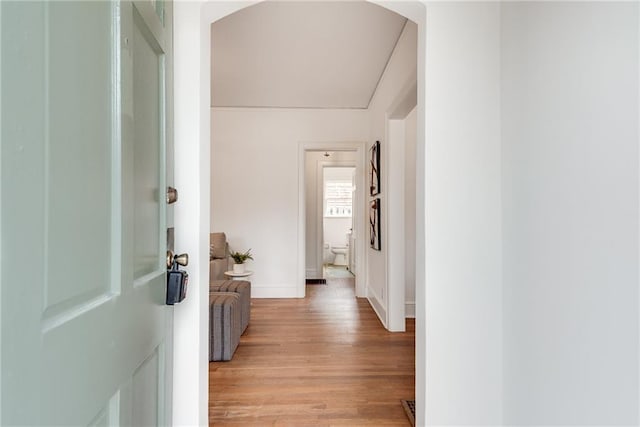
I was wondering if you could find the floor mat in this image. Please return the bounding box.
[401,400,415,426]
[324,265,355,279]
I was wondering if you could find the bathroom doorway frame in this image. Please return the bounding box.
[298,142,367,298]
[318,162,357,278]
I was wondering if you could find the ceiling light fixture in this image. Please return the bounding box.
[324,152,330,157]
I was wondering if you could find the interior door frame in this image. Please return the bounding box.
[317,161,357,278]
[299,143,365,298]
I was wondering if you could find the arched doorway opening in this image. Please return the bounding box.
[172,1,426,425]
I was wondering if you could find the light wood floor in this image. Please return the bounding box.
[209,277,415,426]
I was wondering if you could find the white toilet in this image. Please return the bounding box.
[331,245,348,266]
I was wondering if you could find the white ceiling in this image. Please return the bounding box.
[211,1,407,109]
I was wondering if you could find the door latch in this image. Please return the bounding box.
[166,186,178,204]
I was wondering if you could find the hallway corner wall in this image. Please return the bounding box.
[366,18,418,327]
[423,2,503,424]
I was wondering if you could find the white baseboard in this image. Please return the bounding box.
[405,302,416,318]
[251,286,299,298]
[305,268,318,279]
[367,291,387,329]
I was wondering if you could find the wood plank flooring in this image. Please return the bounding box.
[209,277,415,426]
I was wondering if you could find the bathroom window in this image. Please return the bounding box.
[325,181,353,217]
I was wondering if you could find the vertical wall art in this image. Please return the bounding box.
[369,140,380,196]
[370,198,381,250]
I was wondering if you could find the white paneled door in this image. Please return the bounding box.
[1,1,174,424]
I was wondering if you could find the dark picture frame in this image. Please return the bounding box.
[369,140,380,196]
[370,198,381,250]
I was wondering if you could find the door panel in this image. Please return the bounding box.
[44,0,113,323]
[132,4,163,280]
[132,346,161,426]
[1,1,173,425]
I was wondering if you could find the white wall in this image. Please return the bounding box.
[305,152,356,277]
[424,2,503,424]
[211,108,368,297]
[367,20,417,326]
[404,107,417,318]
[501,2,639,425]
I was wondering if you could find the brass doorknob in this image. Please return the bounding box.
[167,251,189,268]
[174,253,189,267]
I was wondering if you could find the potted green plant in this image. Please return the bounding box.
[230,248,253,273]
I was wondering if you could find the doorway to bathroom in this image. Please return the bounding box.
[323,166,356,279]
[302,145,365,295]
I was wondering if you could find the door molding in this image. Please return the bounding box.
[298,142,366,298]
[317,160,356,278]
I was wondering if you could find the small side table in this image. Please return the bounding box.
[224,271,253,281]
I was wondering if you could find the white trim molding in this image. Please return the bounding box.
[367,290,388,329]
[298,141,367,299]
[405,302,416,318]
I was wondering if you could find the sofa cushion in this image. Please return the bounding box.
[210,280,251,334]
[210,232,227,260]
[209,292,241,361]
[210,257,232,282]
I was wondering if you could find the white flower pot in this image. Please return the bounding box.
[233,263,245,274]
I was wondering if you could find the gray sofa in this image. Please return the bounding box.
[209,232,251,361]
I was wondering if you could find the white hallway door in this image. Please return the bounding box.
[1,1,174,425]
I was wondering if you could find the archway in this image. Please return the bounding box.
[172,1,426,425]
